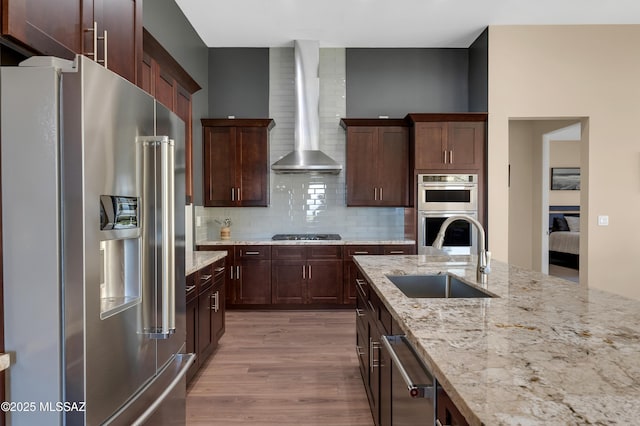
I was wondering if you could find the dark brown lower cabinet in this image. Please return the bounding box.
[185,272,198,382]
[195,243,413,308]
[271,245,343,305]
[185,258,226,383]
[437,385,470,426]
[344,245,415,305]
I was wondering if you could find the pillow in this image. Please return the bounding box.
[565,216,580,232]
[552,216,570,232]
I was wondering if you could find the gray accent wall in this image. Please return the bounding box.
[208,48,269,118]
[143,0,209,206]
[346,48,469,117]
[469,28,489,112]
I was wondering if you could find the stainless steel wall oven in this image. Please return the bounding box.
[418,174,478,255]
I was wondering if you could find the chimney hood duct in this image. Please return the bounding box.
[271,40,342,174]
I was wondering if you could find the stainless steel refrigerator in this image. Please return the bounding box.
[1,55,193,425]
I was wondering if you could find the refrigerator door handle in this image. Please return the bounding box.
[160,138,176,337]
[138,136,176,338]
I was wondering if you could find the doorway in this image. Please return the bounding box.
[508,118,586,282]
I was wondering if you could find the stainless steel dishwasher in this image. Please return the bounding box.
[381,335,435,425]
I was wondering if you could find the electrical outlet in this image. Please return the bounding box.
[597,215,609,226]
[196,216,202,227]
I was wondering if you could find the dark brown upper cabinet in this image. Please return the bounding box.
[0,0,141,85]
[407,113,487,171]
[139,29,202,205]
[341,119,409,207]
[202,119,274,207]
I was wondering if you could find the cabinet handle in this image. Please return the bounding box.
[308,265,312,280]
[369,338,380,371]
[388,250,404,254]
[237,187,241,201]
[85,22,108,68]
[231,188,235,201]
[380,187,383,201]
[236,266,240,280]
[200,274,212,282]
[244,251,260,255]
[374,187,378,201]
[355,308,365,317]
[302,265,306,279]
[356,345,365,357]
[449,150,454,164]
[443,150,448,164]
[214,267,225,273]
[230,267,234,280]
[99,29,108,68]
[353,251,370,255]
[211,291,219,312]
[84,22,98,60]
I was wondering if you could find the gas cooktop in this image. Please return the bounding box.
[272,233,342,241]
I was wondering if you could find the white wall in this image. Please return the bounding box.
[489,25,640,300]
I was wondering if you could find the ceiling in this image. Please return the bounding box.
[174,0,640,48]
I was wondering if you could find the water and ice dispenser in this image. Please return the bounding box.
[99,195,141,319]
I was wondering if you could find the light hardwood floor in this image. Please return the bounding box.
[186,310,374,426]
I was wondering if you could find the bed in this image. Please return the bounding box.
[549,207,580,269]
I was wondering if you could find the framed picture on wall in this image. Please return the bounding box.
[551,167,580,190]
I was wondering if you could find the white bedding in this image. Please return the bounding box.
[549,231,580,255]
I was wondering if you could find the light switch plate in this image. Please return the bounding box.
[597,215,609,226]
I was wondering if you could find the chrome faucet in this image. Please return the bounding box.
[431,215,492,283]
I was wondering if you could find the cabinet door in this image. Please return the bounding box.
[1,0,81,59]
[414,122,448,170]
[211,280,225,348]
[237,126,269,206]
[271,261,306,304]
[236,260,271,304]
[346,127,378,206]
[155,68,176,111]
[203,126,237,206]
[176,85,193,204]
[447,121,484,170]
[198,286,214,360]
[377,126,409,206]
[186,297,198,382]
[307,260,343,304]
[85,0,141,84]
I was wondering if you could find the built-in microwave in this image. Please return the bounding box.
[418,174,478,212]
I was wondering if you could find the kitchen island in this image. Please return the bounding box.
[353,254,640,425]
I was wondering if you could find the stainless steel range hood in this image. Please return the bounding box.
[271,40,342,174]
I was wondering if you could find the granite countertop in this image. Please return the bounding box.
[196,239,415,246]
[185,250,227,275]
[353,254,640,425]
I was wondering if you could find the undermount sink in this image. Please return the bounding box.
[386,274,495,298]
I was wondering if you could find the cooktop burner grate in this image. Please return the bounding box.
[272,233,342,241]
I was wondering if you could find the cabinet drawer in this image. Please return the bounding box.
[344,245,382,260]
[198,264,214,293]
[186,271,198,301]
[382,245,415,255]
[236,245,271,260]
[307,245,343,260]
[212,259,226,283]
[272,245,306,260]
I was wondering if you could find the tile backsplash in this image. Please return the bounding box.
[195,47,405,242]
